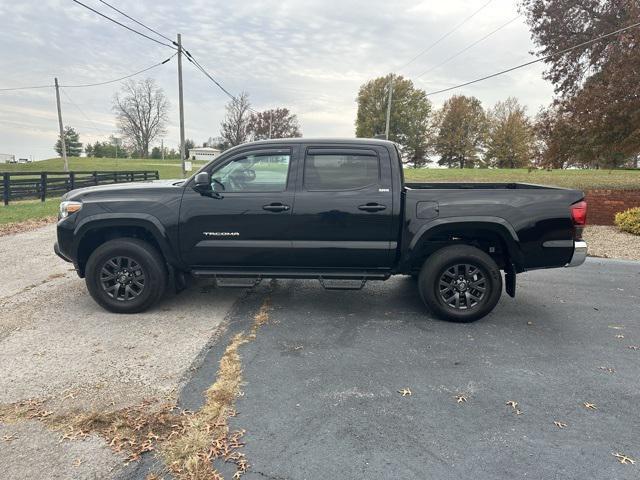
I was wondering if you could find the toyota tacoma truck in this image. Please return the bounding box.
[55,138,587,322]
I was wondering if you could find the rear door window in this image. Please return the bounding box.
[304,152,380,191]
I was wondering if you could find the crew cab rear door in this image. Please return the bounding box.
[179,146,297,267]
[288,144,395,268]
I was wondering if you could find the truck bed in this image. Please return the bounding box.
[405,182,562,190]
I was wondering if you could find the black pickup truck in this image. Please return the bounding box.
[55,138,587,322]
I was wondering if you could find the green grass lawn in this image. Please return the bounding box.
[0,198,59,225]
[403,167,640,190]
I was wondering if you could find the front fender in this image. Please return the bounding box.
[72,213,182,268]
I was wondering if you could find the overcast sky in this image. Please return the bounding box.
[0,0,554,160]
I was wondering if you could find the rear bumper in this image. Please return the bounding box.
[566,240,587,267]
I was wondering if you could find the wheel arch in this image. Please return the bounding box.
[405,217,524,273]
[73,214,179,277]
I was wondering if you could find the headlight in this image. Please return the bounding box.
[59,201,82,219]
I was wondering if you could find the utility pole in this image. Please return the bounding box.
[177,33,186,177]
[161,139,164,161]
[268,111,272,139]
[384,75,394,141]
[54,78,68,172]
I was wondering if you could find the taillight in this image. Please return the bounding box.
[571,200,587,226]
[571,200,587,240]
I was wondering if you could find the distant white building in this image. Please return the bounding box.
[0,153,15,163]
[189,147,221,161]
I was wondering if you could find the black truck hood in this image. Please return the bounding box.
[63,179,184,200]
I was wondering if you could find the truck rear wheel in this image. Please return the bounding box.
[418,245,502,323]
[85,238,167,314]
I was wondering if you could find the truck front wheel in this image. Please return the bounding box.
[418,245,502,322]
[85,238,167,314]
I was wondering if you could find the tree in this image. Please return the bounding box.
[355,74,432,167]
[220,92,251,148]
[485,98,535,168]
[433,95,487,169]
[113,78,169,158]
[150,146,162,159]
[520,0,640,167]
[183,138,196,156]
[247,108,301,140]
[55,126,82,157]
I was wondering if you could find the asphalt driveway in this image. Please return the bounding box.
[1,224,638,479]
[181,258,640,480]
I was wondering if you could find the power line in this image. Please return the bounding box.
[61,88,112,136]
[72,0,246,109]
[0,84,52,92]
[0,55,175,93]
[69,0,177,50]
[97,0,174,43]
[61,53,176,88]
[396,0,493,73]
[424,20,640,96]
[416,15,520,79]
[183,50,258,113]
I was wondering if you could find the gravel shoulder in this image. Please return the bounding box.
[0,224,241,479]
[584,226,640,261]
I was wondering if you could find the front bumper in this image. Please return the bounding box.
[54,242,72,263]
[566,240,587,267]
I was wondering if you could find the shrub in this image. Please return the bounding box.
[614,207,640,236]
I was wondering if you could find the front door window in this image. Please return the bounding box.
[212,153,291,193]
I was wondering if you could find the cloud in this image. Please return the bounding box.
[0,0,553,159]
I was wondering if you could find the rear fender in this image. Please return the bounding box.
[406,217,524,271]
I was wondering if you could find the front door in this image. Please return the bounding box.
[288,145,395,268]
[179,147,296,267]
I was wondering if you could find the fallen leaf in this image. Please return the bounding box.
[2,433,18,442]
[455,394,467,404]
[615,335,625,339]
[398,388,412,397]
[612,453,635,465]
[554,421,567,429]
[506,400,518,409]
[73,458,83,467]
[628,345,640,351]
[515,409,523,415]
[583,402,597,410]
[527,321,533,325]
[599,367,615,374]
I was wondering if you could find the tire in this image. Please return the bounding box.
[85,238,167,314]
[418,245,502,323]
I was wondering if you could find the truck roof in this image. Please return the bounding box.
[232,137,397,147]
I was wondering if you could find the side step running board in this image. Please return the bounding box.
[319,277,367,291]
[214,277,262,288]
[192,269,390,280]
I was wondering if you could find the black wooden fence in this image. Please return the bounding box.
[1,170,159,205]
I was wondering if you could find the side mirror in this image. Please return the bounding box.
[194,172,211,191]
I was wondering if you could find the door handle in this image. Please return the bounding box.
[263,203,290,212]
[358,203,387,212]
